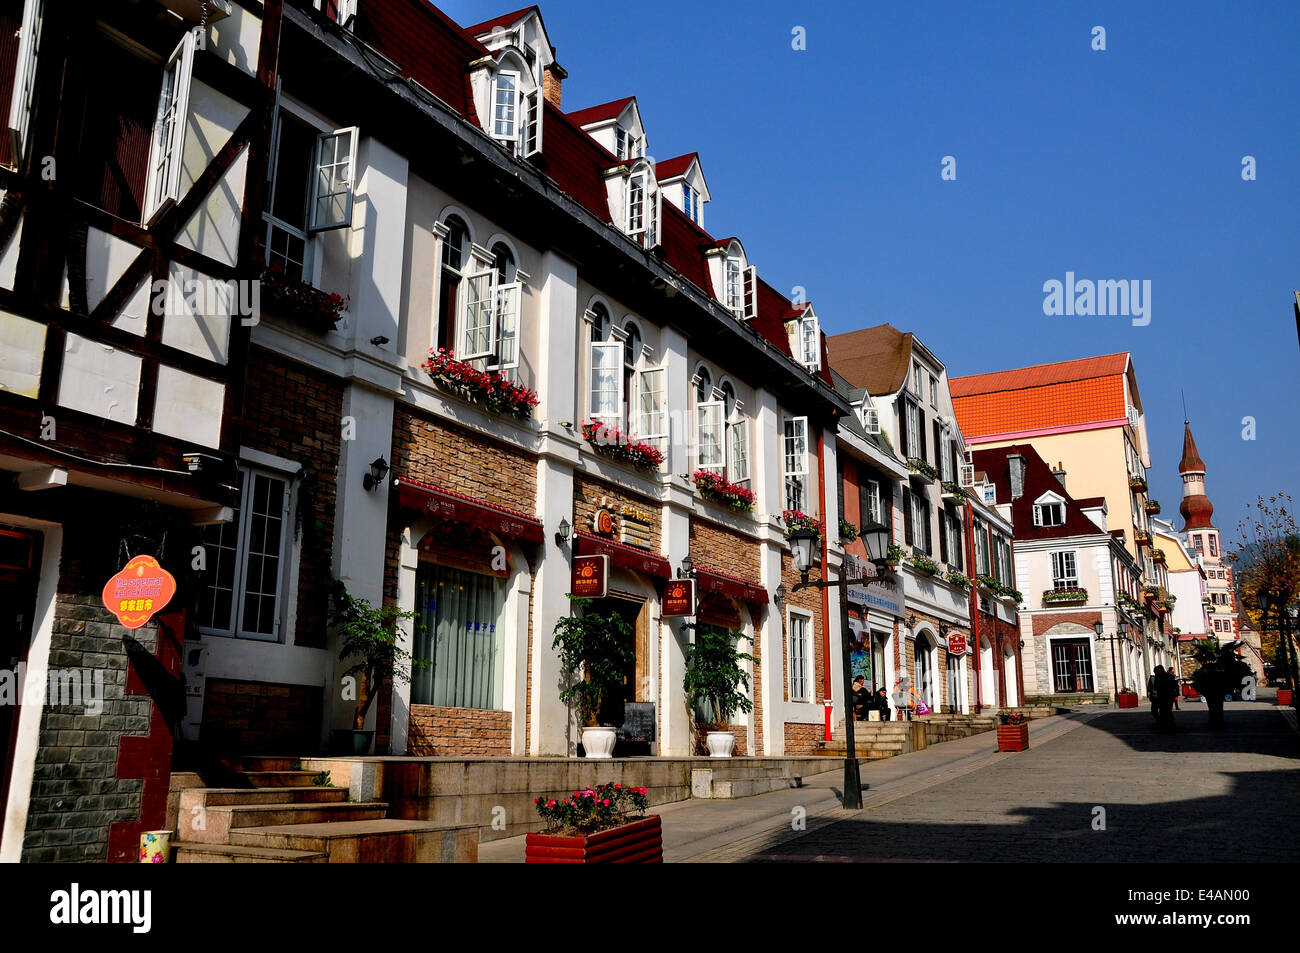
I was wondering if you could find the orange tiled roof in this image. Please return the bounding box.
[953,376,1126,438]
[949,353,1129,398]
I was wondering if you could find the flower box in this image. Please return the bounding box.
[424,349,540,419]
[1129,477,1148,493]
[693,471,756,512]
[946,571,972,591]
[1144,500,1161,515]
[996,724,1029,752]
[838,518,859,543]
[782,510,824,540]
[582,420,664,469]
[1043,587,1088,605]
[525,815,663,864]
[910,554,941,575]
[1117,691,1139,708]
[259,261,348,332]
[907,458,938,480]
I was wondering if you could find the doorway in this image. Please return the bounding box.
[0,527,41,833]
[1051,639,1094,693]
[946,653,963,713]
[584,592,649,746]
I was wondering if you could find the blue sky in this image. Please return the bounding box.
[442,0,1300,539]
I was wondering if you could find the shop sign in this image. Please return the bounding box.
[947,633,968,655]
[101,555,177,630]
[662,578,696,617]
[619,502,653,550]
[591,498,619,538]
[847,576,905,619]
[571,555,609,598]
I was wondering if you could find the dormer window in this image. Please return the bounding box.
[860,405,880,434]
[725,258,742,313]
[489,65,542,158]
[683,184,699,224]
[626,167,659,248]
[615,127,642,160]
[1033,494,1066,527]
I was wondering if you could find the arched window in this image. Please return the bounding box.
[492,241,515,284]
[588,303,619,427]
[622,321,642,417]
[590,302,611,342]
[694,366,712,404]
[437,215,471,353]
[719,381,736,419]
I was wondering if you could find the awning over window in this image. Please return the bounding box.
[696,568,769,606]
[395,476,544,544]
[575,532,671,579]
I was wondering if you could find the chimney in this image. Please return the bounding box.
[543,62,567,110]
[1007,452,1026,500]
[1052,461,1067,487]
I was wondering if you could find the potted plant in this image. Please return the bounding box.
[329,580,428,754]
[946,571,972,591]
[1189,638,1253,728]
[838,518,859,543]
[907,457,939,480]
[782,510,825,540]
[552,597,636,757]
[1116,687,1139,708]
[527,782,660,863]
[910,553,941,576]
[996,711,1029,751]
[693,470,757,512]
[581,420,664,470]
[423,348,540,419]
[257,256,348,331]
[886,542,906,571]
[1043,586,1088,605]
[683,627,755,757]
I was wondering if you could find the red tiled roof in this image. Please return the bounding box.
[463,5,537,36]
[566,97,636,127]
[655,153,698,179]
[954,376,1127,439]
[1178,421,1206,474]
[355,0,489,128]
[532,102,614,224]
[949,353,1129,398]
[972,445,1108,540]
[659,201,716,297]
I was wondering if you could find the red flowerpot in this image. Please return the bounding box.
[1278,689,1293,706]
[996,724,1029,752]
[1117,692,1139,709]
[525,815,663,863]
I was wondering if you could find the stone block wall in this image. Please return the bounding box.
[199,678,324,753]
[407,705,511,756]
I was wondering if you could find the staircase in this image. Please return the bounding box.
[1024,693,1109,708]
[818,714,998,758]
[170,757,477,863]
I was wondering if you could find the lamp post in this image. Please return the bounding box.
[1095,617,1127,708]
[788,521,890,811]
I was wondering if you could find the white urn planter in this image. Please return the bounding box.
[705,730,736,758]
[581,726,618,759]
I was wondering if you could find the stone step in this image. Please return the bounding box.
[817,746,906,759]
[220,756,306,772]
[180,787,349,810]
[711,777,804,798]
[229,819,479,863]
[172,842,329,863]
[238,770,322,788]
[177,801,390,844]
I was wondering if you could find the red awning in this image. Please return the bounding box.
[696,568,769,606]
[395,477,545,544]
[575,532,672,579]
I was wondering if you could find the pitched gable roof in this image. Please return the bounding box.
[464,6,539,36]
[567,97,636,127]
[826,324,914,396]
[972,444,1110,541]
[950,353,1130,397]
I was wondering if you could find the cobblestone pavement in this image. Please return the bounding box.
[478,699,1298,863]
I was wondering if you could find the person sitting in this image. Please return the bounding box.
[852,676,872,720]
[874,686,891,721]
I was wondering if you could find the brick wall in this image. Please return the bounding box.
[199,678,324,753]
[783,721,823,755]
[572,475,661,551]
[408,705,511,756]
[690,518,761,580]
[243,347,344,649]
[780,552,825,704]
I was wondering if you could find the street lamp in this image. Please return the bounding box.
[787,525,862,809]
[861,521,891,568]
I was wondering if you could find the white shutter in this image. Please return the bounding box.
[310,126,357,231]
[636,366,666,439]
[742,265,757,319]
[728,419,749,485]
[7,0,43,164]
[494,282,521,371]
[1032,505,1042,527]
[697,400,725,474]
[459,273,494,360]
[145,30,197,223]
[646,187,660,248]
[522,89,542,157]
[589,340,622,426]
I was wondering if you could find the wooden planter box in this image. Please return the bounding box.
[996,724,1029,752]
[1117,692,1139,708]
[1278,689,1293,706]
[525,815,663,864]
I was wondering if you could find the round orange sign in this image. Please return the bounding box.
[102,555,177,630]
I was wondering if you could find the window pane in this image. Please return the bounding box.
[271,115,315,228]
[413,563,506,709]
[197,471,245,632]
[239,473,285,637]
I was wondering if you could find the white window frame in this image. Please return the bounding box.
[682,183,696,222]
[799,314,820,369]
[489,281,521,373]
[865,479,882,526]
[492,69,521,145]
[727,412,750,487]
[521,88,543,157]
[782,415,809,513]
[459,271,495,361]
[309,126,358,232]
[1051,550,1078,590]
[636,364,667,443]
[696,399,725,475]
[861,406,880,434]
[1034,501,1065,527]
[198,464,295,642]
[904,400,921,459]
[741,265,757,320]
[6,0,43,165]
[725,257,743,315]
[144,29,198,224]
[787,608,812,703]
[589,339,623,428]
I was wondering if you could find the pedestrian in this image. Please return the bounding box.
[875,686,891,721]
[1170,674,1180,711]
[852,676,871,720]
[1148,666,1163,722]
[1156,667,1179,731]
